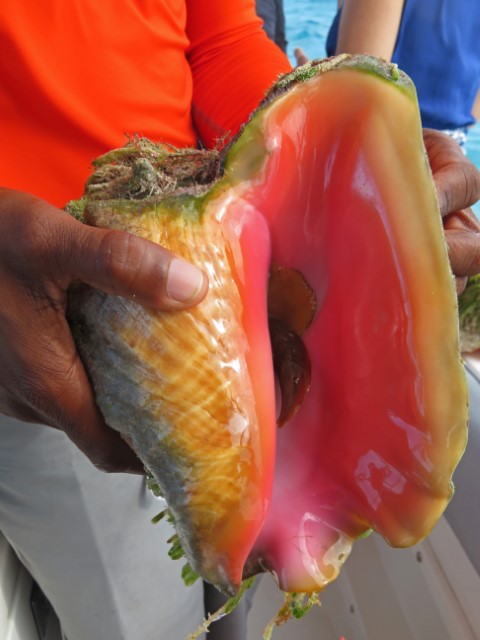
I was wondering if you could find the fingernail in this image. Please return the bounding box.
[167,259,206,303]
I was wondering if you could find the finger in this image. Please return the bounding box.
[4,193,208,311]
[0,388,45,424]
[444,228,480,277]
[0,303,143,473]
[49,361,144,474]
[443,208,480,280]
[1,382,143,474]
[20,355,143,474]
[62,349,144,473]
[26,199,208,311]
[443,207,480,233]
[294,47,309,67]
[422,129,480,216]
[65,216,208,309]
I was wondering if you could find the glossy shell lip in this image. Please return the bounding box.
[230,56,468,592]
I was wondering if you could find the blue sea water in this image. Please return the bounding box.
[284,0,480,216]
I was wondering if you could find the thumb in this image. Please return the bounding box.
[57,213,208,309]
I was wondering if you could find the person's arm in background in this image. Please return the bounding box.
[335,0,404,60]
[255,0,287,52]
[186,0,291,148]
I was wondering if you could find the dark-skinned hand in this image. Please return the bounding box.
[423,129,480,293]
[0,188,208,473]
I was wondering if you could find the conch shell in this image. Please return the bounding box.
[68,54,468,597]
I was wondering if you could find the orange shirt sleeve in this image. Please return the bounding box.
[186,0,292,148]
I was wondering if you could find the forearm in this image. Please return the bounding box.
[336,0,404,61]
[186,0,291,148]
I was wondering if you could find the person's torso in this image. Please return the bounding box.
[0,0,196,205]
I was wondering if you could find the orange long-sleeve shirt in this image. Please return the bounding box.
[0,1,291,206]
